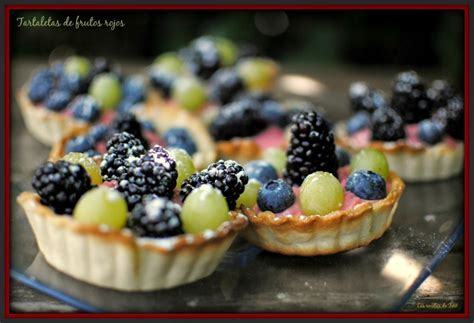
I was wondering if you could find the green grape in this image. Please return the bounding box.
[262,148,287,176]
[350,148,389,179]
[73,187,128,229]
[300,171,344,216]
[237,58,279,91]
[153,52,184,75]
[64,56,91,78]
[181,184,230,233]
[215,37,238,66]
[89,73,122,110]
[237,179,261,208]
[62,152,102,185]
[169,148,196,188]
[172,77,207,111]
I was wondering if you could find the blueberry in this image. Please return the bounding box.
[50,62,64,78]
[65,135,95,154]
[45,90,72,112]
[163,127,197,155]
[122,75,145,104]
[257,179,295,213]
[88,124,108,142]
[347,111,370,134]
[336,147,351,167]
[259,100,288,127]
[345,170,386,200]
[245,161,278,184]
[418,120,444,145]
[141,120,156,133]
[117,98,138,113]
[71,95,101,122]
[27,69,54,103]
[58,73,83,94]
[150,68,176,98]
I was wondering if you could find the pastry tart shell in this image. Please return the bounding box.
[17,192,248,291]
[241,172,405,256]
[17,88,90,146]
[335,122,464,182]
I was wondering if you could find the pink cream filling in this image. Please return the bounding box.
[351,124,460,149]
[254,167,390,217]
[254,126,287,149]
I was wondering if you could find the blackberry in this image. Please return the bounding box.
[32,160,92,214]
[184,36,221,79]
[128,197,183,238]
[210,99,267,141]
[391,71,433,123]
[433,95,464,140]
[100,132,147,181]
[150,68,176,98]
[180,160,248,210]
[427,80,455,109]
[209,68,244,104]
[109,111,147,147]
[349,83,388,114]
[371,108,406,141]
[283,111,338,186]
[117,150,178,211]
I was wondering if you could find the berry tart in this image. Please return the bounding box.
[335,71,464,182]
[147,36,279,112]
[18,139,248,291]
[238,110,405,256]
[50,103,217,170]
[17,55,148,146]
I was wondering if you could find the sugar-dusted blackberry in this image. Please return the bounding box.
[349,82,388,114]
[433,95,464,140]
[100,132,146,181]
[150,68,176,99]
[117,152,178,211]
[180,160,248,210]
[427,79,455,109]
[209,99,267,141]
[128,197,183,238]
[184,36,221,79]
[109,111,147,147]
[32,160,92,215]
[391,71,433,123]
[371,108,406,141]
[283,111,338,186]
[209,68,244,104]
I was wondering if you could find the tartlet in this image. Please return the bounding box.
[17,88,90,146]
[334,122,464,182]
[241,171,404,256]
[17,192,247,291]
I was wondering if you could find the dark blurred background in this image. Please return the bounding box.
[10,10,464,87]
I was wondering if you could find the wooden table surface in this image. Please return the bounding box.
[9,59,464,313]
